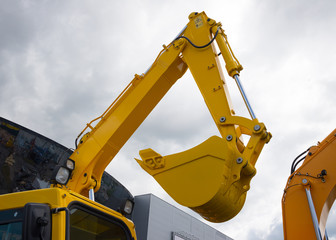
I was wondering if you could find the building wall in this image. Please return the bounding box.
[132,194,233,240]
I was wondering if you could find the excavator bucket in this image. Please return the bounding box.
[135,135,257,223]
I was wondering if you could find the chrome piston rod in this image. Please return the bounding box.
[233,74,256,119]
[305,187,322,240]
[89,188,95,201]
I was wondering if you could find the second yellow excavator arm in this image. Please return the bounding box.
[58,11,271,223]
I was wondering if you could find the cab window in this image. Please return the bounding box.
[0,208,24,240]
[69,205,129,240]
[0,222,22,240]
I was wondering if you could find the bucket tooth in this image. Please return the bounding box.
[136,149,165,169]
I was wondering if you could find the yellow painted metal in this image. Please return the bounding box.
[0,188,136,240]
[282,129,336,239]
[1,11,271,239]
[0,189,67,240]
[66,41,188,196]
[211,24,243,78]
[136,12,271,222]
[137,121,270,223]
[136,136,253,222]
[60,11,270,223]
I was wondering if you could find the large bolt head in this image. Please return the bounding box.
[254,125,261,131]
[236,157,243,164]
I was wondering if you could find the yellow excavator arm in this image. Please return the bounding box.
[58,11,271,223]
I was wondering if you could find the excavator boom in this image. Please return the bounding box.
[282,129,336,239]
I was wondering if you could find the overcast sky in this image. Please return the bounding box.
[1,0,336,239]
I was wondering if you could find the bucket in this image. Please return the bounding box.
[136,135,256,222]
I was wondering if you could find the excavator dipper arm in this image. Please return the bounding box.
[136,12,271,222]
[60,12,271,223]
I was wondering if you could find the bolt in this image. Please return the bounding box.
[220,117,226,123]
[254,125,261,131]
[226,135,233,141]
[302,178,308,184]
[236,157,243,164]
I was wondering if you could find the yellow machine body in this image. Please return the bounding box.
[0,188,136,240]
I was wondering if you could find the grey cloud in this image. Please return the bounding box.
[0,2,36,53]
[245,219,283,240]
[0,1,140,146]
[264,221,284,240]
[1,1,336,240]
